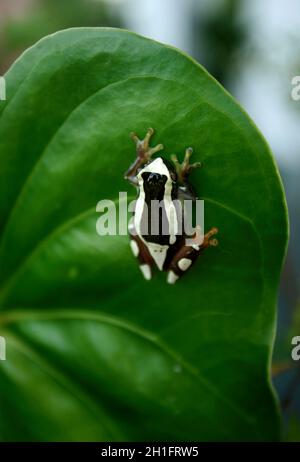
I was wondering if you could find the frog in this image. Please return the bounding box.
[124,127,218,284]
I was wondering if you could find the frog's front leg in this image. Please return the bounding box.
[124,127,164,186]
[171,147,201,185]
[166,226,218,284]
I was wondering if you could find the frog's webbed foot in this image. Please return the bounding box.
[201,226,218,249]
[125,128,163,185]
[131,127,164,164]
[171,147,201,184]
[191,225,218,250]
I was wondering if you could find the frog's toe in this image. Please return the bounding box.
[167,270,179,285]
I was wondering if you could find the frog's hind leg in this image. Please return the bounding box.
[128,221,154,280]
[166,226,218,284]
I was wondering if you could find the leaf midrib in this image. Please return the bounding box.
[0,307,256,428]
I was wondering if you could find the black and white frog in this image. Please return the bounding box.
[125,128,218,284]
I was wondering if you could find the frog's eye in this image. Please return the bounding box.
[144,172,163,185]
[142,171,167,186]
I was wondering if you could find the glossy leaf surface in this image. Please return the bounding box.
[0,28,288,441]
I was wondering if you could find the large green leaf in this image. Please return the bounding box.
[0,28,288,441]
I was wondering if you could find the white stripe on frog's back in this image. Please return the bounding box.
[134,157,178,269]
[163,165,178,245]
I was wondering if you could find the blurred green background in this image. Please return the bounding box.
[0,0,299,441]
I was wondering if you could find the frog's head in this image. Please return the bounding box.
[137,157,177,200]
